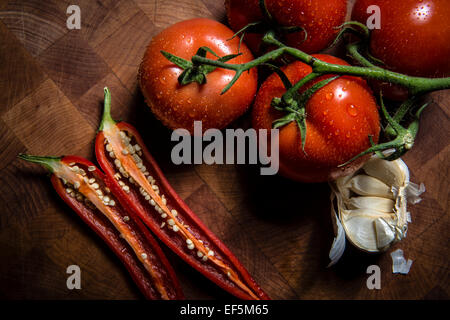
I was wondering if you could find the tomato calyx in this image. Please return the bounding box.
[339,95,428,167]
[161,46,241,86]
[229,0,307,54]
[271,74,340,152]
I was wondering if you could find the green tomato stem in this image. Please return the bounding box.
[191,43,450,96]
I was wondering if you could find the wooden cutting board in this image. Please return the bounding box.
[0,0,448,300]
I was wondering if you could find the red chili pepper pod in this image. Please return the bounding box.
[95,87,270,300]
[18,154,184,300]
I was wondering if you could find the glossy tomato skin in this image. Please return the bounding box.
[252,54,380,183]
[352,0,450,78]
[139,18,257,133]
[226,0,347,54]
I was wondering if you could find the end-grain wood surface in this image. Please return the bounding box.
[0,0,448,300]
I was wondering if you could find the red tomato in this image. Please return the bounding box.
[352,0,450,78]
[352,0,450,100]
[252,54,380,183]
[139,18,258,133]
[226,0,347,54]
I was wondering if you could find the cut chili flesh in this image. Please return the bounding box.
[96,124,269,300]
[50,156,183,300]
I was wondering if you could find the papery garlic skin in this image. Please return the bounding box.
[328,156,425,266]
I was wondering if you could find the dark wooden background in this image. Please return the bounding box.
[0,0,448,300]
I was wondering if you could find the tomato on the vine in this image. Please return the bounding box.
[139,18,257,133]
[252,54,380,183]
[352,0,450,78]
[226,0,348,55]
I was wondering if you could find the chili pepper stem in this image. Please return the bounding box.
[17,154,61,172]
[98,87,116,132]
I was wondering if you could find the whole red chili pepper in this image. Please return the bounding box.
[18,154,184,300]
[95,87,270,300]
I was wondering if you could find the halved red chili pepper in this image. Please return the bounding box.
[95,87,270,300]
[18,154,184,300]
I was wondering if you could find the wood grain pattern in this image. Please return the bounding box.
[0,0,448,300]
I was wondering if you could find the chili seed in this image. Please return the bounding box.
[88,166,96,172]
[132,154,141,163]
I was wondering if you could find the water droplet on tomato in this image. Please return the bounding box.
[323,109,328,116]
[347,104,358,116]
[329,120,334,126]
[326,92,333,100]
[346,132,351,138]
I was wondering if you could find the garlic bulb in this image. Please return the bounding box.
[328,156,425,266]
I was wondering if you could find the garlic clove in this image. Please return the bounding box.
[345,196,395,212]
[363,157,407,188]
[341,208,395,223]
[340,215,380,252]
[374,218,396,250]
[346,175,394,199]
